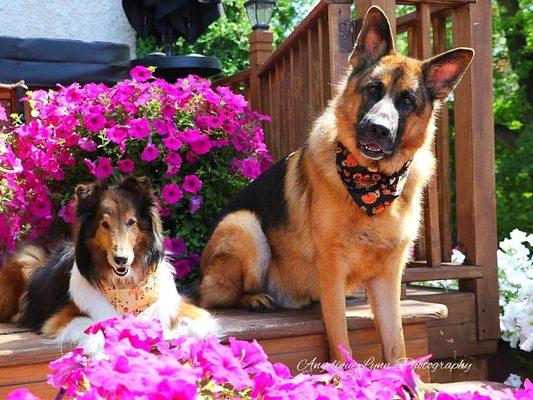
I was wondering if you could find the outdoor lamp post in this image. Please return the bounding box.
[244,0,276,30]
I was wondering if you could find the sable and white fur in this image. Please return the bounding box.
[0,177,216,354]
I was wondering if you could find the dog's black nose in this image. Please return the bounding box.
[113,256,128,265]
[368,123,390,138]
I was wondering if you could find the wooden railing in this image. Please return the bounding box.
[213,68,251,98]
[215,0,498,342]
[256,1,352,159]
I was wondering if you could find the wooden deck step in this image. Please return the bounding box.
[0,299,447,398]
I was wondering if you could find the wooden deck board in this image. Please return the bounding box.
[0,300,446,368]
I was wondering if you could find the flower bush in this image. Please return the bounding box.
[0,67,271,279]
[7,316,533,400]
[497,229,533,353]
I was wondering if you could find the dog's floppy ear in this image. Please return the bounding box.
[350,6,395,69]
[75,183,95,201]
[119,176,154,204]
[75,181,106,215]
[422,48,474,101]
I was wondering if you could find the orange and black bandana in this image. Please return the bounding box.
[336,142,412,216]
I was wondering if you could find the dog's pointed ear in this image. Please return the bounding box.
[350,6,395,69]
[422,47,474,101]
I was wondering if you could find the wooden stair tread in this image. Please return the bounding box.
[217,299,447,340]
[0,299,447,367]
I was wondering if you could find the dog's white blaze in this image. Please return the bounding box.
[365,94,399,133]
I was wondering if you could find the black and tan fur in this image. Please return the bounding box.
[199,7,473,363]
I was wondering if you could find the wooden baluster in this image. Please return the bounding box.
[408,24,425,261]
[417,3,442,269]
[433,16,452,262]
[307,28,316,119]
[290,46,297,150]
[327,1,352,97]
[296,37,305,146]
[407,26,418,58]
[317,17,326,110]
[452,2,499,341]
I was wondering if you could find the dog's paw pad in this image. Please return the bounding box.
[240,294,276,312]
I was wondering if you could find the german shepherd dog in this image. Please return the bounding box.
[0,177,215,354]
[199,7,473,363]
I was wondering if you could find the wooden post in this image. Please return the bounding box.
[356,0,396,37]
[249,29,274,112]
[452,2,499,341]
[327,1,353,96]
[417,3,442,269]
[433,16,452,262]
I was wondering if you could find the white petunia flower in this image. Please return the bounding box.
[503,373,523,388]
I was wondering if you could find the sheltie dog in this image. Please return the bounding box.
[0,176,215,353]
[199,7,473,363]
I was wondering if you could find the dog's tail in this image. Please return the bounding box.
[0,245,46,322]
[177,278,200,302]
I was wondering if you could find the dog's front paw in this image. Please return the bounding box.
[173,313,218,339]
[239,293,277,312]
[79,331,106,358]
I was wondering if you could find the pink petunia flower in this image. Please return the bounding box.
[78,137,98,152]
[58,200,76,225]
[161,183,183,204]
[162,134,183,151]
[190,134,212,155]
[164,237,187,256]
[106,127,128,144]
[173,259,192,278]
[83,113,106,133]
[128,118,151,139]
[241,158,261,179]
[182,174,202,194]
[164,151,182,167]
[117,159,135,174]
[161,104,175,119]
[83,158,96,176]
[189,195,203,214]
[94,157,114,179]
[130,65,153,82]
[32,195,52,218]
[153,119,169,135]
[6,389,40,400]
[0,104,8,121]
[140,144,159,162]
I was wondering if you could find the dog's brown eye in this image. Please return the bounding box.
[126,219,136,227]
[367,85,378,94]
[101,221,110,230]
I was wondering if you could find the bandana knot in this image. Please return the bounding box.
[101,274,159,317]
[336,142,412,216]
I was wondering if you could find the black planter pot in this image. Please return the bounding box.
[131,54,222,81]
[0,36,130,87]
